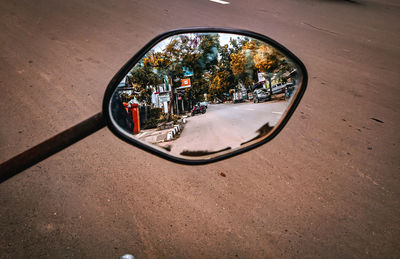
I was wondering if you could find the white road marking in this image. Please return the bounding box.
[272,111,283,115]
[246,108,255,111]
[209,0,230,4]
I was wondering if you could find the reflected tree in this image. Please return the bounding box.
[128,33,293,114]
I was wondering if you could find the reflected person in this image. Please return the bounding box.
[111,93,134,133]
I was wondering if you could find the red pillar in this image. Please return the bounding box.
[131,103,140,134]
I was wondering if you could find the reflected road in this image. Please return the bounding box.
[170,101,288,155]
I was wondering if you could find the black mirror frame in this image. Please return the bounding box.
[102,27,308,165]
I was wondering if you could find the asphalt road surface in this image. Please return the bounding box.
[170,102,288,156]
[1,0,399,258]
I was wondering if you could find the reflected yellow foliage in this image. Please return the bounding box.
[230,52,245,76]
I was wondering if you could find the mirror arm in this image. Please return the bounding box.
[0,112,106,183]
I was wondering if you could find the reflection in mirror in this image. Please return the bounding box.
[109,32,302,159]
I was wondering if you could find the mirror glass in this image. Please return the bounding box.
[108,32,303,159]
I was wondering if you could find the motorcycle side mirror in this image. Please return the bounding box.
[0,28,307,183]
[102,28,308,164]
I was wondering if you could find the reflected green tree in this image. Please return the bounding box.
[128,33,294,116]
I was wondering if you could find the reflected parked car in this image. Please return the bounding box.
[285,82,295,91]
[271,82,287,94]
[253,89,271,103]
